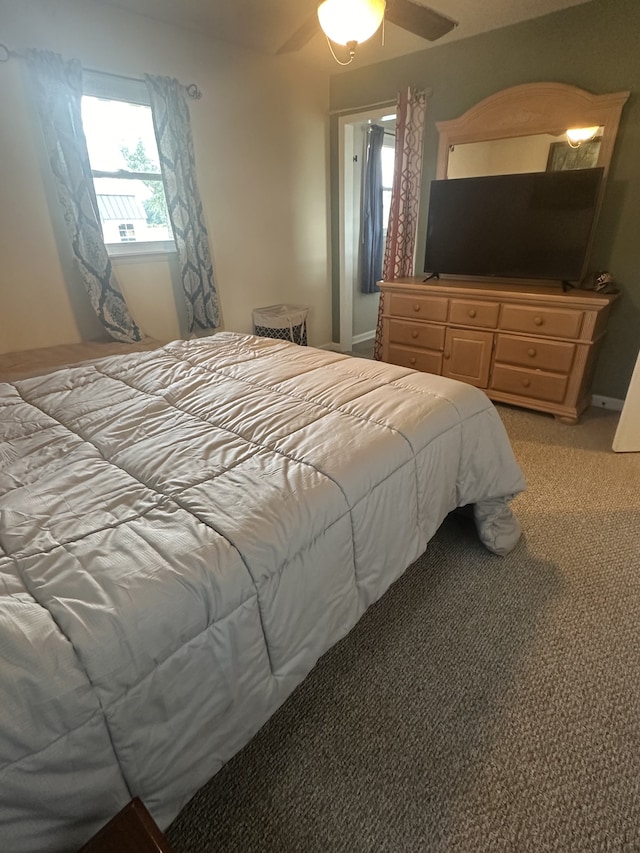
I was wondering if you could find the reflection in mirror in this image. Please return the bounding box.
[447,129,603,178]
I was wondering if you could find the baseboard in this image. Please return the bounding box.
[591,395,624,412]
[318,335,375,352]
[352,331,376,345]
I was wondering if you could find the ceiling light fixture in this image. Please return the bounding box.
[565,126,599,148]
[317,0,386,65]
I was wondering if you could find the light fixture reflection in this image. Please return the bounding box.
[566,126,599,148]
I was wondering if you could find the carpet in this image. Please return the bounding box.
[167,404,640,853]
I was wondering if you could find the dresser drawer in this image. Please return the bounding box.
[500,304,583,339]
[494,334,576,373]
[388,320,445,351]
[380,277,614,423]
[450,299,499,329]
[491,364,568,403]
[388,293,448,322]
[388,345,443,374]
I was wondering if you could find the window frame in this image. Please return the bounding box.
[82,71,176,259]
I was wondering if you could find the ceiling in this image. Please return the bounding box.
[94,0,594,68]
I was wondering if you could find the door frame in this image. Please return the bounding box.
[613,344,640,451]
[338,106,395,352]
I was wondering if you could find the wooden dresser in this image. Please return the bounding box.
[380,277,616,423]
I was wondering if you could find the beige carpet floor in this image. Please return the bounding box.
[166,404,640,853]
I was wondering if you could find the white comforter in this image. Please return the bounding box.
[0,334,525,851]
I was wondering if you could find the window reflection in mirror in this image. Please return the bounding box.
[447,129,603,178]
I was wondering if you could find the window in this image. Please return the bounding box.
[381,139,395,236]
[81,72,174,257]
[118,223,136,242]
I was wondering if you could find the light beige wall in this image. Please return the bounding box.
[0,0,332,353]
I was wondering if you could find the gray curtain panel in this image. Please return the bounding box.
[145,74,220,334]
[26,49,142,343]
[360,124,385,295]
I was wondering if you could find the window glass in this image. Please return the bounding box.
[381,142,395,233]
[381,144,395,187]
[118,223,136,242]
[82,97,160,173]
[81,89,174,251]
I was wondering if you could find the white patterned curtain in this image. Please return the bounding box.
[373,86,427,360]
[145,75,220,335]
[26,50,142,343]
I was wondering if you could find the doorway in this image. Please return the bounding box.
[613,344,640,451]
[337,107,396,353]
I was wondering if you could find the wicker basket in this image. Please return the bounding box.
[252,304,308,346]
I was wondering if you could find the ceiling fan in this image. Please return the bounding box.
[277,0,458,62]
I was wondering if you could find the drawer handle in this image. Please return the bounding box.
[444,351,451,360]
[409,357,417,365]
[527,348,537,358]
[522,378,531,388]
[468,309,477,318]
[413,303,421,312]
[534,316,544,327]
[411,330,419,339]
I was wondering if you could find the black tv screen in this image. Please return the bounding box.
[424,167,604,283]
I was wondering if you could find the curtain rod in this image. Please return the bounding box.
[0,42,202,99]
[366,124,395,137]
[329,87,432,117]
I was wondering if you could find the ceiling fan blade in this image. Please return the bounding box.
[385,0,457,41]
[276,12,320,54]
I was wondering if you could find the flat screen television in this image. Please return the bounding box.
[423,167,604,284]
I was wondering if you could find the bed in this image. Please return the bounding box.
[0,332,525,851]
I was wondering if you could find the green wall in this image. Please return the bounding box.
[330,0,640,399]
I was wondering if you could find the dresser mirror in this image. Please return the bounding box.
[446,129,603,178]
[435,82,628,186]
